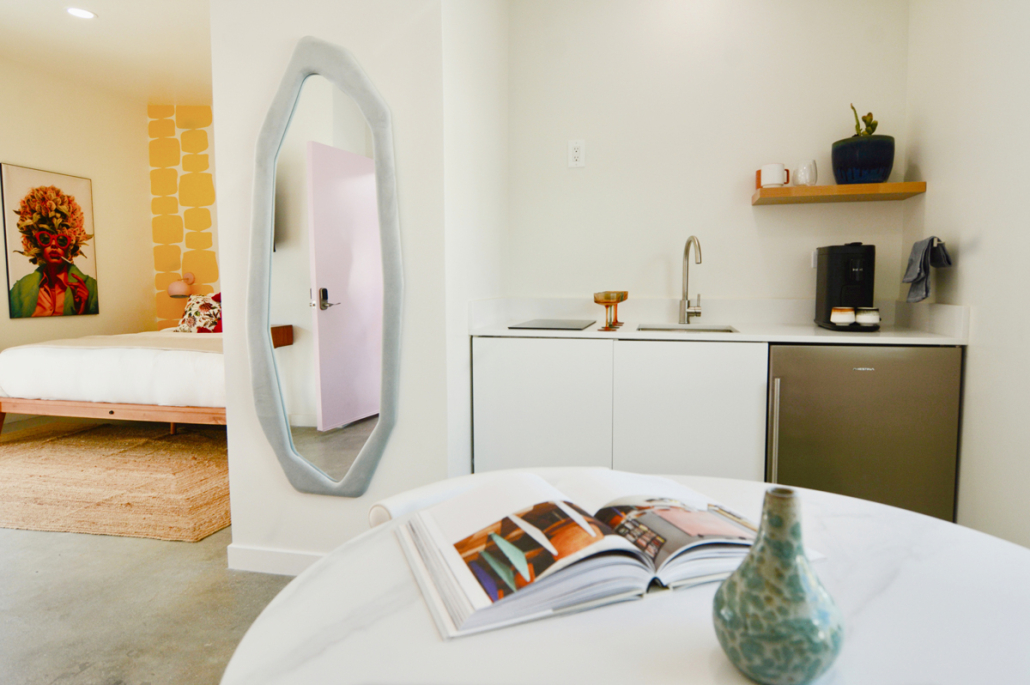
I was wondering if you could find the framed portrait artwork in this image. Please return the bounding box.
[1,163,99,318]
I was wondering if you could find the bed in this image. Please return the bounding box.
[0,330,227,433]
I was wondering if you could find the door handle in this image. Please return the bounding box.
[318,287,340,311]
[768,378,781,484]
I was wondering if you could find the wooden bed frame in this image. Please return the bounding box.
[0,325,292,436]
[0,398,226,435]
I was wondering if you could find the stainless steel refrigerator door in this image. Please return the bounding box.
[768,345,961,521]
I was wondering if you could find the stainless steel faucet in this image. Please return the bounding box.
[680,236,702,324]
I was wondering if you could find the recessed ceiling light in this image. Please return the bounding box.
[67,8,97,19]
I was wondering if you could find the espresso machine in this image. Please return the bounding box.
[814,243,876,331]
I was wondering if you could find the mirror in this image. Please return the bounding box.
[271,75,380,481]
[248,37,402,497]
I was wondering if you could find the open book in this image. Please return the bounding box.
[396,470,757,639]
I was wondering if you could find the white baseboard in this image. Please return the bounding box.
[227,543,324,576]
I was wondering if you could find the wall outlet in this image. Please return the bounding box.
[811,249,818,268]
[568,139,585,167]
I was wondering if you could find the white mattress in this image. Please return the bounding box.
[0,331,225,408]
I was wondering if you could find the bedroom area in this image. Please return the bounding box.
[0,2,226,538]
[0,3,293,682]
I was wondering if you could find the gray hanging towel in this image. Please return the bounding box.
[903,236,952,303]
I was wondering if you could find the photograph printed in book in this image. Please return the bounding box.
[453,497,754,603]
[2,163,99,318]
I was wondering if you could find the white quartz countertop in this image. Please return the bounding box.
[472,320,963,345]
[469,298,969,346]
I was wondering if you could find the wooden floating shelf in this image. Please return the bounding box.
[752,181,927,206]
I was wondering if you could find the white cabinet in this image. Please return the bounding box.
[472,337,614,472]
[612,340,768,480]
[471,336,769,479]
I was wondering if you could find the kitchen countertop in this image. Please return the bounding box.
[469,298,968,346]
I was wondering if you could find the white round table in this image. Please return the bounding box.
[222,475,1030,684]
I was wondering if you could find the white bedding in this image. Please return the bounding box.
[0,331,225,408]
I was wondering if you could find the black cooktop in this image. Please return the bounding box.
[508,319,596,330]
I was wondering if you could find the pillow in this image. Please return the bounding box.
[207,292,222,333]
[174,294,221,333]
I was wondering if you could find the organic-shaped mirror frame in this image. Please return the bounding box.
[248,37,402,496]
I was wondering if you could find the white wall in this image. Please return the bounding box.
[333,89,375,159]
[211,0,449,573]
[507,0,911,302]
[905,1,1030,547]
[442,0,510,477]
[0,57,154,349]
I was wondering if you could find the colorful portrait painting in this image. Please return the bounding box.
[1,164,99,318]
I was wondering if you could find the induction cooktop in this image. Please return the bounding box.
[508,319,596,330]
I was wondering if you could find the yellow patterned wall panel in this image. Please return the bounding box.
[181,129,208,153]
[152,197,178,215]
[185,232,212,250]
[154,245,181,272]
[152,215,184,244]
[182,154,209,172]
[148,119,175,138]
[184,208,211,231]
[155,273,180,291]
[176,106,212,129]
[179,173,216,207]
[155,292,186,320]
[148,104,175,119]
[148,105,219,328]
[182,249,219,284]
[150,169,177,196]
[149,138,181,168]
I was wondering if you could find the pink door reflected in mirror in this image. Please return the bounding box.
[306,141,383,432]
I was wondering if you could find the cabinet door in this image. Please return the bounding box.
[472,337,613,472]
[613,341,767,480]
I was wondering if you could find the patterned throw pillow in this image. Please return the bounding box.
[174,294,222,333]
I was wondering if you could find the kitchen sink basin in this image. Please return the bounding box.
[638,323,738,333]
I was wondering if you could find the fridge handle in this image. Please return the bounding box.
[768,377,781,484]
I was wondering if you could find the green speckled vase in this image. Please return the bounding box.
[713,487,843,685]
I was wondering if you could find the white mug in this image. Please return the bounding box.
[760,164,789,188]
[794,160,818,186]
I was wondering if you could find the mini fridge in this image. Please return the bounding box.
[767,345,962,521]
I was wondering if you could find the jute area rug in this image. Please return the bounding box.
[0,422,229,542]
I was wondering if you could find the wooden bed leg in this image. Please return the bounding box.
[169,422,177,435]
[0,412,6,435]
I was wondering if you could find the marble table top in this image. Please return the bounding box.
[221,475,1030,684]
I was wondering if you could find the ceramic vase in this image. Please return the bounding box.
[712,487,843,685]
[831,134,894,184]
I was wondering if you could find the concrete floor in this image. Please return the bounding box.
[0,418,293,684]
[0,526,292,685]
[289,415,377,480]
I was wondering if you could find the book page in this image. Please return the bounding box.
[545,469,715,514]
[426,472,567,542]
[594,496,754,570]
[420,473,639,607]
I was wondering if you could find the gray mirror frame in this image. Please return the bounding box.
[247,36,402,497]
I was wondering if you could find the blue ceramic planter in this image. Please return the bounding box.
[713,487,844,685]
[831,134,894,184]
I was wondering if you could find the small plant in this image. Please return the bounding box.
[851,104,878,136]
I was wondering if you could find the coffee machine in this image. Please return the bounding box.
[815,243,876,330]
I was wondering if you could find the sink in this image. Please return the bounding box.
[638,323,738,333]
